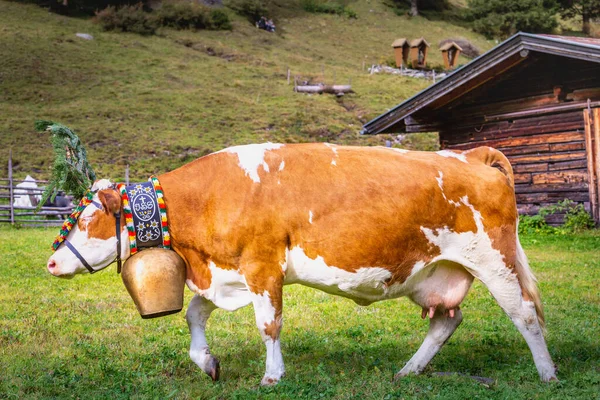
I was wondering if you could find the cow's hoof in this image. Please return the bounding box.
[260,376,280,386]
[207,357,220,382]
[393,369,416,382]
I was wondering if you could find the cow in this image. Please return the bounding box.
[43,191,74,220]
[46,143,557,385]
[13,175,42,208]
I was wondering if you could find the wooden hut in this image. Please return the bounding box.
[362,33,600,225]
[440,41,462,69]
[409,37,429,69]
[391,38,410,68]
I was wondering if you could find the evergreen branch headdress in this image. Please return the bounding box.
[35,120,97,209]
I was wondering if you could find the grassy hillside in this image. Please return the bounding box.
[0,0,494,180]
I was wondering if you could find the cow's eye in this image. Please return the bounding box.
[80,215,93,223]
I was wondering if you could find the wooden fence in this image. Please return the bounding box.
[1,151,72,226]
[1,151,130,227]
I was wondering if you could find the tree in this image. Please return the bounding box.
[467,0,559,39]
[386,0,449,16]
[558,0,600,35]
[410,0,418,16]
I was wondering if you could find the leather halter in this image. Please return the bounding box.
[63,194,123,274]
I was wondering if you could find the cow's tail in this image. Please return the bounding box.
[515,230,546,332]
[466,146,515,187]
[467,147,544,330]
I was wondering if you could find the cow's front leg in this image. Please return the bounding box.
[186,295,220,381]
[248,280,285,386]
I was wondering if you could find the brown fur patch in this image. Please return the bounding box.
[263,317,282,340]
[86,210,121,240]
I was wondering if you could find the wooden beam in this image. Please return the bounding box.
[583,109,598,223]
[8,150,14,225]
[295,85,353,94]
[485,100,600,122]
[594,108,600,225]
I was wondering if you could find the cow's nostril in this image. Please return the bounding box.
[47,260,56,270]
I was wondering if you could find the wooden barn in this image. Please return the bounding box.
[362,33,600,225]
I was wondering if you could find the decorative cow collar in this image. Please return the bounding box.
[117,176,170,255]
[51,176,170,274]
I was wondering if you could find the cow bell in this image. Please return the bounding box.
[121,248,186,319]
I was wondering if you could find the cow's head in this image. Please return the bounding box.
[46,179,130,278]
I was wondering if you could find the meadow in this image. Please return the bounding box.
[0,0,493,180]
[1,226,598,399]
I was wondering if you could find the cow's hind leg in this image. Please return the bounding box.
[395,308,463,379]
[186,295,220,381]
[470,245,557,382]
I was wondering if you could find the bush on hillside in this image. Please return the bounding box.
[156,0,232,30]
[95,4,158,35]
[439,38,480,58]
[467,0,559,39]
[95,1,232,34]
[226,0,269,22]
[301,0,357,18]
[16,0,146,16]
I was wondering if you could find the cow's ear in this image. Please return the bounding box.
[98,189,121,215]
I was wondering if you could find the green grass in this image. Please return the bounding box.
[0,0,494,180]
[1,226,598,399]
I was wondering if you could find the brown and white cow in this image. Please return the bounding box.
[46,143,557,385]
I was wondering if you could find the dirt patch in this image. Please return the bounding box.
[175,39,240,61]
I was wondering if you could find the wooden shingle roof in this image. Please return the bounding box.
[391,38,409,48]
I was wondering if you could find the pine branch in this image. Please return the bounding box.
[35,121,97,211]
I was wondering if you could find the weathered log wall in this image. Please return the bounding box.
[439,110,589,224]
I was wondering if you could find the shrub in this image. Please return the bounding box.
[518,214,551,235]
[519,199,595,234]
[22,0,142,16]
[301,0,357,18]
[95,3,158,35]
[156,0,232,30]
[209,9,233,30]
[467,0,559,39]
[226,0,268,22]
[540,199,595,232]
[95,1,232,34]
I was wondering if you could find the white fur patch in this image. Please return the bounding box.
[283,246,428,304]
[419,196,517,306]
[278,160,285,171]
[187,261,251,311]
[324,143,339,166]
[435,171,446,200]
[250,290,277,326]
[223,143,284,183]
[309,211,313,224]
[436,150,467,163]
[91,179,113,191]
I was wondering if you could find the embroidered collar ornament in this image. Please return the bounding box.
[118,176,170,255]
[51,190,95,251]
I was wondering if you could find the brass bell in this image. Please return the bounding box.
[121,248,186,319]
